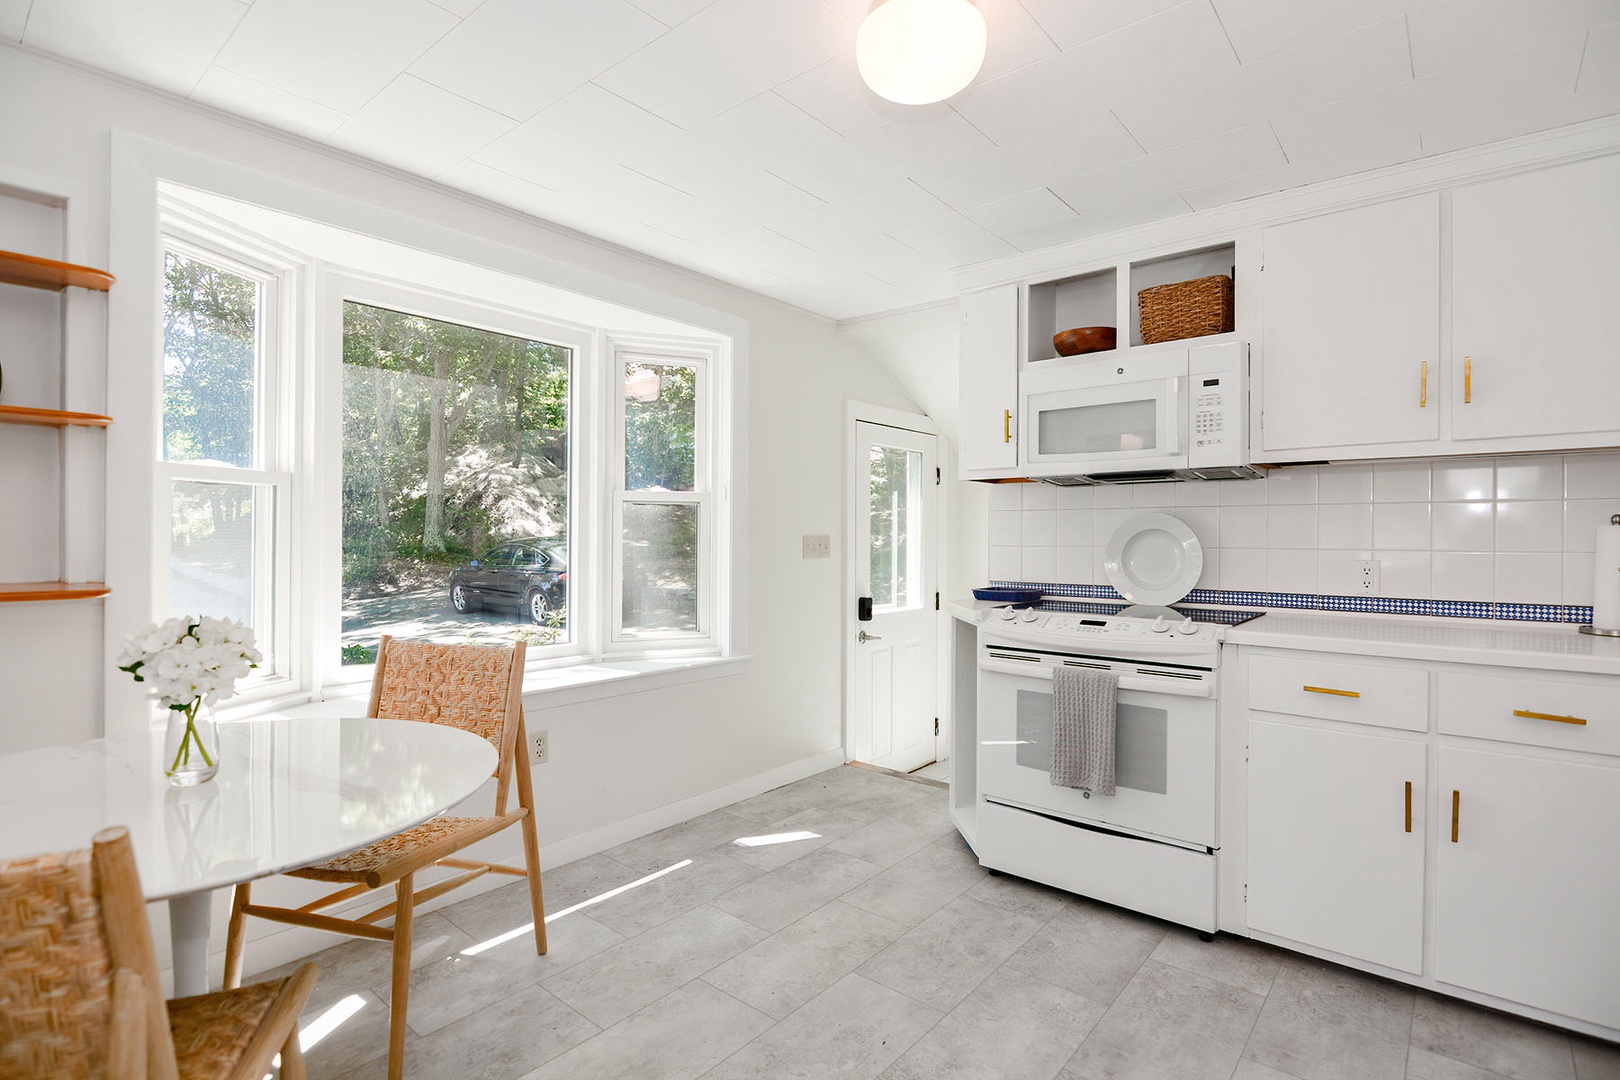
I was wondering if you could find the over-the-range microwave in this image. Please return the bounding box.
[1020,340,1260,484]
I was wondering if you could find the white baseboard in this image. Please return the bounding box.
[161,747,849,989]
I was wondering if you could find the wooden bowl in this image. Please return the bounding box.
[1053,326,1117,356]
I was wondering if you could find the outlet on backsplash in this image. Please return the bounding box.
[1358,560,1380,594]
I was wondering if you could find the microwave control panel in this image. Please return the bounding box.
[1188,342,1249,469]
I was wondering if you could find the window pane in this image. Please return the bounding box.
[622,502,699,637]
[624,362,696,491]
[340,302,571,664]
[162,251,259,467]
[170,479,270,663]
[868,444,921,611]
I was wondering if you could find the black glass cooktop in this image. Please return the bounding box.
[1035,599,1267,626]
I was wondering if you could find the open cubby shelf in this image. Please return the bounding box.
[0,581,111,602]
[0,249,115,292]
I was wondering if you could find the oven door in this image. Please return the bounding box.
[978,653,1217,848]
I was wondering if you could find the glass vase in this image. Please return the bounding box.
[164,700,220,787]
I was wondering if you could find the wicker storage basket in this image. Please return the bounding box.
[1137,274,1234,344]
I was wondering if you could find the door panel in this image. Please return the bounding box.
[851,420,938,773]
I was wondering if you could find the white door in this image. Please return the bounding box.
[850,420,938,772]
[1451,154,1620,441]
[958,285,1020,475]
[1259,194,1441,454]
[1434,746,1620,1028]
[1247,719,1427,974]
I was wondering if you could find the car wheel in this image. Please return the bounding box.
[527,589,549,624]
[451,583,477,613]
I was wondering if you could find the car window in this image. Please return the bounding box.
[541,547,566,571]
[482,546,516,568]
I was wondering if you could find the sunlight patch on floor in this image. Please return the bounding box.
[731,830,821,848]
[459,858,694,956]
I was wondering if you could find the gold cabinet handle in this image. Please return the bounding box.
[1464,355,1472,404]
[1303,685,1360,698]
[1451,790,1460,843]
[1003,409,1012,444]
[1513,708,1587,726]
[1420,361,1428,407]
[1405,781,1412,833]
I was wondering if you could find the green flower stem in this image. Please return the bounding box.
[169,699,216,774]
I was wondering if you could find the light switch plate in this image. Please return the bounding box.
[802,534,831,558]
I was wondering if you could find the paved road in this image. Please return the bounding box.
[341,586,562,660]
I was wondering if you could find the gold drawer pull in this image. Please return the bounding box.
[1420,361,1428,407]
[1512,709,1587,726]
[1464,355,1472,404]
[1404,781,1412,833]
[1003,409,1012,443]
[1303,685,1360,698]
[1451,790,1460,843]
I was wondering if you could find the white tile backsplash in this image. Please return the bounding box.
[993,451,1620,606]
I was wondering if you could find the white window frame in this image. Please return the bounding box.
[608,336,719,653]
[153,229,298,699]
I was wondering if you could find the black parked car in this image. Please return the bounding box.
[449,539,567,624]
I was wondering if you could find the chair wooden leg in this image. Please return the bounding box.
[386,874,415,1080]
[224,882,250,989]
[278,1028,308,1080]
[519,810,547,956]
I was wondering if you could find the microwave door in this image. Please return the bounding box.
[1025,377,1183,471]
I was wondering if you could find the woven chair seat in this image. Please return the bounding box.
[167,978,285,1079]
[287,816,493,882]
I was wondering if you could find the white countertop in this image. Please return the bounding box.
[1225,609,1620,676]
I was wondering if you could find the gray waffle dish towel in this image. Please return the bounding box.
[1049,666,1118,795]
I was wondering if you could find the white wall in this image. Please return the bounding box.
[0,46,925,974]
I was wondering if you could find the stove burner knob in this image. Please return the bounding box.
[997,608,1016,620]
[1019,609,1040,623]
[1150,616,1170,634]
[1179,617,1197,634]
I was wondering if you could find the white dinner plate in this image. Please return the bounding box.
[1103,513,1203,605]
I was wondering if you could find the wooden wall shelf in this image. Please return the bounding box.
[0,404,112,428]
[0,582,111,602]
[0,250,114,292]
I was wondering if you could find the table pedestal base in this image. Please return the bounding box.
[169,891,213,998]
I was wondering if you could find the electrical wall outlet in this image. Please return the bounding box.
[1358,560,1380,594]
[529,729,548,765]
[802,534,831,559]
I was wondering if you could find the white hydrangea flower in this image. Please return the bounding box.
[117,614,261,711]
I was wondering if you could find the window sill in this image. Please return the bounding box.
[217,653,750,721]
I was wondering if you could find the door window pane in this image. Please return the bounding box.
[340,302,571,663]
[868,444,921,611]
[622,502,699,636]
[624,362,696,491]
[1037,398,1158,455]
[162,252,259,467]
[169,479,268,659]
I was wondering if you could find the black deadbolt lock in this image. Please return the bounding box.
[857,596,873,622]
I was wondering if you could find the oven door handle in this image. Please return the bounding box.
[980,660,1212,698]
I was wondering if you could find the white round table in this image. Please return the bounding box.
[0,716,497,996]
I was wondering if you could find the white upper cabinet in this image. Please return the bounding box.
[958,284,1020,475]
[1451,155,1620,442]
[1258,194,1441,455]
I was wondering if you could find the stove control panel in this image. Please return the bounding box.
[990,608,1217,644]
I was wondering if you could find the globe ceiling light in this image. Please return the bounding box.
[856,0,988,106]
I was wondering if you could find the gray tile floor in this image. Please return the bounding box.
[266,765,1620,1080]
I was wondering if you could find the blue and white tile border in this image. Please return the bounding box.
[990,580,1594,625]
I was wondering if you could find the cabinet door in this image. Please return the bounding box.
[1434,747,1620,1028]
[1248,719,1426,973]
[958,285,1019,474]
[1452,155,1620,441]
[1259,195,1441,454]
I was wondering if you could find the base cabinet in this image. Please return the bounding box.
[1247,719,1426,973]
[1434,746,1620,1029]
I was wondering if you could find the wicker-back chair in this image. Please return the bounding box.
[222,636,547,1080]
[0,826,316,1080]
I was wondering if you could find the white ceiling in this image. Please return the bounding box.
[6,0,1619,319]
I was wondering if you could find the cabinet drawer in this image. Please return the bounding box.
[1249,654,1428,732]
[1438,673,1620,756]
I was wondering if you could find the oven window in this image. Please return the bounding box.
[1037,398,1157,455]
[1015,689,1169,794]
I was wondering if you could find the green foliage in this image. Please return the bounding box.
[340,643,377,666]
[163,252,257,467]
[625,363,697,490]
